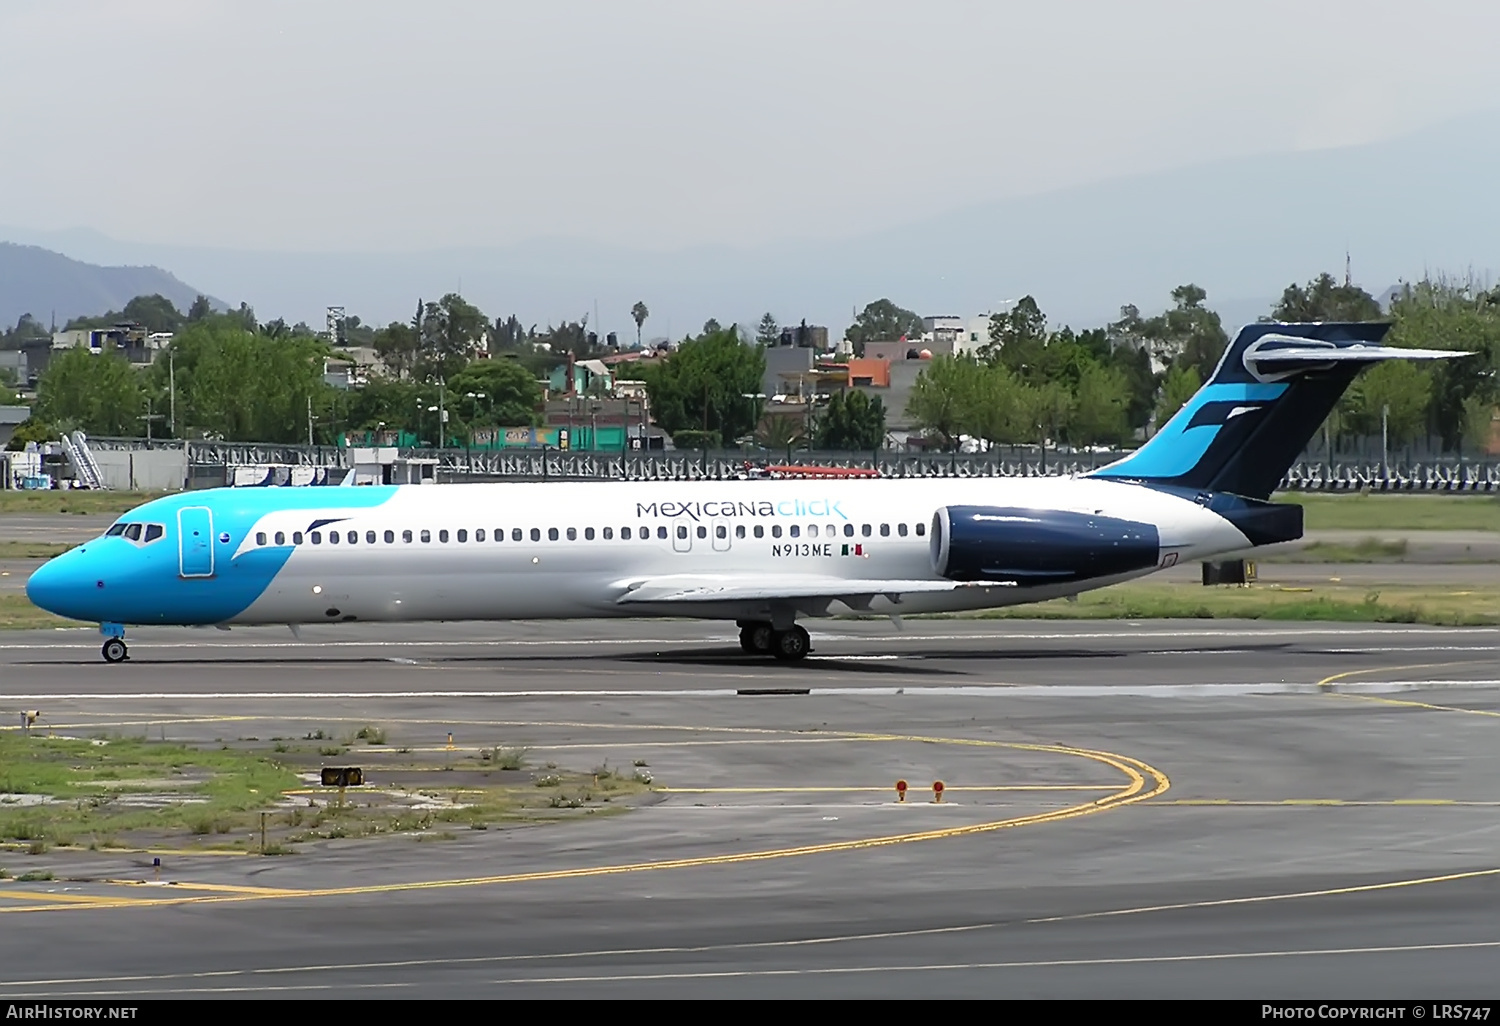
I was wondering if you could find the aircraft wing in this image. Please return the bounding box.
[612,574,1009,605]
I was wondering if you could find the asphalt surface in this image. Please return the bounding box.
[0,619,1497,998]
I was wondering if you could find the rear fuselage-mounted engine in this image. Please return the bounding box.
[930,506,1160,586]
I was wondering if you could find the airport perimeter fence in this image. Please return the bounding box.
[82,437,1500,492]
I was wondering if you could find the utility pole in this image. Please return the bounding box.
[307,396,314,447]
[1381,404,1390,481]
[168,349,176,436]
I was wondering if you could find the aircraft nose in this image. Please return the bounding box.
[26,550,93,620]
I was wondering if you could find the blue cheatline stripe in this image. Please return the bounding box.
[32,486,401,626]
[1093,382,1287,480]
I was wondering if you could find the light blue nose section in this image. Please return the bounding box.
[25,550,97,621]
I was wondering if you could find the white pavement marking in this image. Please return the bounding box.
[0,681,1497,702]
[1,625,1497,652]
[494,938,1500,984]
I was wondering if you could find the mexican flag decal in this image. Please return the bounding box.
[840,543,867,557]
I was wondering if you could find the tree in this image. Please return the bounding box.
[3,313,50,344]
[1066,361,1131,445]
[1154,364,1201,429]
[372,322,421,381]
[905,354,983,448]
[844,299,923,354]
[756,312,780,347]
[1343,360,1432,445]
[187,295,212,322]
[148,315,337,443]
[631,301,649,347]
[491,315,527,351]
[445,359,542,428]
[639,325,765,447]
[121,294,185,334]
[417,293,487,382]
[757,413,806,451]
[35,347,145,436]
[1385,277,1500,449]
[702,318,722,335]
[814,390,887,450]
[5,418,56,451]
[966,362,1040,447]
[1268,272,1382,322]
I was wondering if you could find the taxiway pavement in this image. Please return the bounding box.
[0,619,1496,997]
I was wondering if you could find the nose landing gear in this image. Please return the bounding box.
[99,623,128,663]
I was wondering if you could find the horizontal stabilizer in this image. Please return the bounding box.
[613,574,1006,605]
[1244,335,1467,381]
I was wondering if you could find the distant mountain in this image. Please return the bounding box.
[4,108,1498,338]
[0,243,214,331]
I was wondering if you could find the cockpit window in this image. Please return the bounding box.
[143,524,164,543]
[124,524,143,541]
[106,524,127,537]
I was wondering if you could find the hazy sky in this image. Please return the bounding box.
[4,1,1500,255]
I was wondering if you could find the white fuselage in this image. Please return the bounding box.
[229,476,1249,625]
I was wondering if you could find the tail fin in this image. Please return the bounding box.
[1090,322,1465,500]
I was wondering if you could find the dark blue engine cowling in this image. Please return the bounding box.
[931,506,1161,585]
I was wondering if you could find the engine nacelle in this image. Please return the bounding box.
[930,506,1161,585]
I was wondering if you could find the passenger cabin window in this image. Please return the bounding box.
[256,532,268,546]
[456,529,467,543]
[420,530,431,543]
[475,529,485,542]
[620,527,631,540]
[347,531,357,544]
[567,527,577,541]
[656,526,667,539]
[516,528,526,541]
[771,525,782,538]
[789,525,800,538]
[584,527,594,540]
[548,528,559,541]
[880,523,890,537]
[367,531,377,544]
[716,525,727,539]
[292,532,303,545]
[862,524,872,537]
[402,530,413,543]
[754,525,764,538]
[916,522,926,536]
[898,523,908,537]
[696,526,706,539]
[602,527,612,540]
[843,524,854,537]
[385,530,395,543]
[311,532,322,544]
[530,528,540,541]
[735,525,745,539]
[274,531,286,545]
[676,526,688,540]
[329,532,340,544]
[438,530,449,543]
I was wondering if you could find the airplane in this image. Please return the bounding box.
[26,321,1464,664]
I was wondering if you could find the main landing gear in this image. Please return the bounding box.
[737,621,811,662]
[99,623,128,663]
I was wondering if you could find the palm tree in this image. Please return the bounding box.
[631,301,649,348]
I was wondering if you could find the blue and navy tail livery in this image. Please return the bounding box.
[27,322,1467,662]
[1090,322,1462,500]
